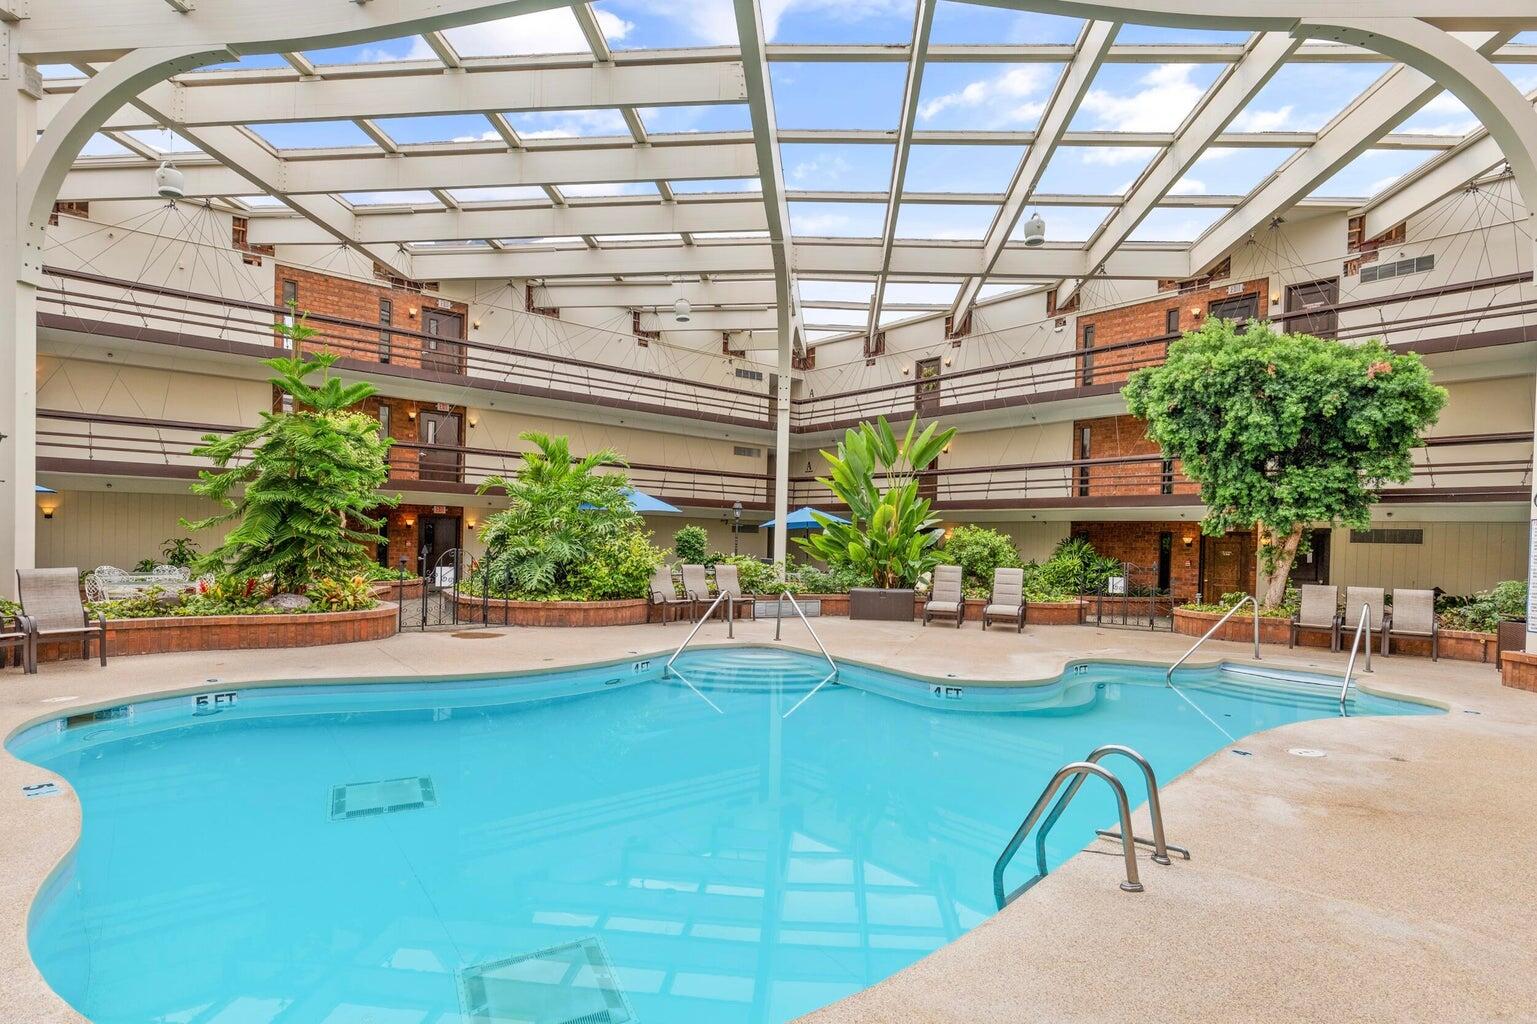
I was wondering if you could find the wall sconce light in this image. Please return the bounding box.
[943,357,952,367]
[1188,306,1202,317]
[403,515,416,527]
[1182,534,1195,548]
[407,409,417,421]
[466,518,477,530]
[472,320,481,330]
[901,366,911,375]
[468,416,478,428]
[1270,291,1281,304]
[39,503,56,520]
[408,306,419,318]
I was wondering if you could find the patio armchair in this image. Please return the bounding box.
[2,610,35,674]
[923,565,964,628]
[1340,586,1387,656]
[1384,588,1438,660]
[1289,584,1341,651]
[680,564,717,622]
[17,567,108,667]
[981,567,1027,632]
[648,565,690,624]
[713,563,757,621]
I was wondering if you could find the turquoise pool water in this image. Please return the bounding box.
[10,647,1435,1024]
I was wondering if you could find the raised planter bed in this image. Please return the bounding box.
[1500,648,1537,691]
[369,577,424,602]
[452,592,650,627]
[954,597,1088,625]
[1174,608,1497,663]
[37,604,399,660]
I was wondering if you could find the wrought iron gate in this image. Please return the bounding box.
[1083,560,1174,631]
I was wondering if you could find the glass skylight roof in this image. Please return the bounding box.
[301,37,422,65]
[1035,147,1157,195]
[371,115,503,145]
[1070,63,1225,133]
[1233,64,1392,133]
[895,203,998,240]
[1310,149,1435,198]
[438,10,597,57]
[503,109,629,139]
[1126,206,1226,242]
[789,202,885,237]
[561,182,661,198]
[1186,147,1295,196]
[917,64,1063,131]
[930,3,1081,45]
[344,191,442,207]
[1016,206,1110,243]
[77,134,133,158]
[799,280,876,304]
[782,144,895,192]
[639,104,753,135]
[769,63,908,130]
[669,178,763,194]
[247,121,376,150]
[772,0,918,45]
[594,0,738,49]
[448,186,550,204]
[904,145,1024,195]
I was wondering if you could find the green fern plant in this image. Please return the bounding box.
[182,314,396,593]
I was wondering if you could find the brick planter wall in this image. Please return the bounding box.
[1175,608,1497,664]
[38,605,399,660]
[452,593,650,626]
[1500,650,1537,692]
[369,577,424,602]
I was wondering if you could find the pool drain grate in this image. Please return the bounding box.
[459,936,635,1024]
[329,776,437,821]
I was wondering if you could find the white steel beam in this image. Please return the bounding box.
[949,19,1119,326]
[1190,31,1513,271]
[866,0,936,347]
[534,279,779,307]
[766,41,1537,65]
[1066,31,1300,301]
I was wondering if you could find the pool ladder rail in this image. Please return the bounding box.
[1166,594,1261,687]
[992,744,1190,909]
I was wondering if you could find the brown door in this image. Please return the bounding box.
[1285,278,1339,339]
[422,309,465,374]
[915,357,941,416]
[1207,292,1260,330]
[418,410,462,484]
[1201,532,1254,603]
[1288,528,1332,585]
[418,515,462,579]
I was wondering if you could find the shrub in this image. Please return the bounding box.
[1439,579,1527,632]
[1180,587,1297,619]
[360,563,414,582]
[566,531,666,601]
[308,575,377,612]
[719,554,782,595]
[0,597,19,618]
[672,525,708,565]
[938,525,1023,590]
[1033,537,1121,596]
[788,561,871,594]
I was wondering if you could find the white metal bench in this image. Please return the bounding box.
[85,565,197,602]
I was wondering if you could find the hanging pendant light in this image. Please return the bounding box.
[154,161,186,199]
[672,296,692,324]
[1021,211,1046,247]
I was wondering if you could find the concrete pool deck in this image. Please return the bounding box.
[3,616,1535,1023]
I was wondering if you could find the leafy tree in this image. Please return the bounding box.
[474,432,660,599]
[672,525,709,564]
[798,416,956,588]
[937,525,1023,590]
[1123,319,1445,607]
[183,329,395,592]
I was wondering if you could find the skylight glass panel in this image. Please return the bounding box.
[77,134,133,158]
[917,64,1063,131]
[122,130,204,156]
[560,181,660,198]
[1310,149,1434,198]
[302,38,421,65]
[1399,92,1479,136]
[807,329,854,344]
[770,63,908,130]
[439,10,594,57]
[39,65,84,79]
[504,109,629,139]
[639,104,753,135]
[1115,26,1252,44]
[498,236,585,246]
[773,0,917,44]
[594,233,684,243]
[789,202,885,237]
[691,230,771,240]
[344,191,441,207]
[372,115,504,145]
[904,145,1023,195]
[883,282,961,305]
[1070,63,1224,133]
[931,2,1081,44]
[895,203,998,240]
[1231,64,1391,133]
[669,178,762,194]
[192,54,292,72]
[782,144,895,192]
[799,280,875,304]
[1035,147,1156,196]
[1497,64,1537,95]
[247,121,375,150]
[1126,206,1224,242]
[977,283,1031,301]
[594,1,736,49]
[448,186,550,203]
[235,195,287,209]
[1185,147,1294,196]
[803,307,870,328]
[1014,206,1108,243]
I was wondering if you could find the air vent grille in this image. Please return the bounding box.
[1360,254,1433,284]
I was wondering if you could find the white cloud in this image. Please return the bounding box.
[1170,177,1206,195]
[506,109,630,139]
[1079,63,1206,133]
[1230,105,1296,133]
[794,212,854,234]
[789,153,853,184]
[424,9,632,58]
[918,67,1051,126]
[1081,146,1157,167]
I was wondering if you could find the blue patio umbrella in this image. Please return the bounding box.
[580,487,681,514]
[35,485,57,494]
[761,506,849,530]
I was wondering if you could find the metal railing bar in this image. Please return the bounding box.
[1166,593,1260,686]
[1339,601,1374,713]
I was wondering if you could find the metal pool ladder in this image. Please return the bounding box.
[992,744,1189,908]
[1166,594,1261,686]
[773,591,839,718]
[1337,601,1374,714]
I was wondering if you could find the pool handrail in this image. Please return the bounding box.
[1036,744,1189,874]
[1166,593,1261,686]
[667,591,730,671]
[772,590,837,678]
[1339,601,1374,712]
[993,760,1144,908]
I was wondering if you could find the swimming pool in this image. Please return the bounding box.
[10,646,1436,1024]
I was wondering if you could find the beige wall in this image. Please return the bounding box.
[1326,520,1526,597]
[38,355,273,425]
[34,489,232,572]
[645,514,769,561]
[935,519,1072,563]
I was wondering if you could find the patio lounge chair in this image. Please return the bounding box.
[981,567,1026,632]
[648,565,690,624]
[17,567,107,667]
[2,609,35,674]
[1340,586,1387,656]
[1289,584,1341,651]
[923,564,964,628]
[1384,588,1438,660]
[680,564,717,621]
[713,563,757,621]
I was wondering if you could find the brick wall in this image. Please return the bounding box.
[1070,520,1204,601]
[1077,276,1269,386]
[275,266,469,372]
[1071,414,1199,497]
[373,503,468,574]
[359,396,466,484]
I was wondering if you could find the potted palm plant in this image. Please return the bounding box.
[799,416,955,620]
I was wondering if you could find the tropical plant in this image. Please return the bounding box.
[160,537,199,568]
[183,319,396,593]
[672,525,709,564]
[937,525,1023,590]
[473,432,659,600]
[1124,319,1445,607]
[308,574,377,612]
[1438,579,1528,632]
[787,560,869,595]
[798,416,956,588]
[1032,536,1121,596]
[718,554,783,595]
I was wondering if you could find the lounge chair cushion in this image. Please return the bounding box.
[1295,584,1339,628]
[984,603,1023,619]
[926,600,961,614]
